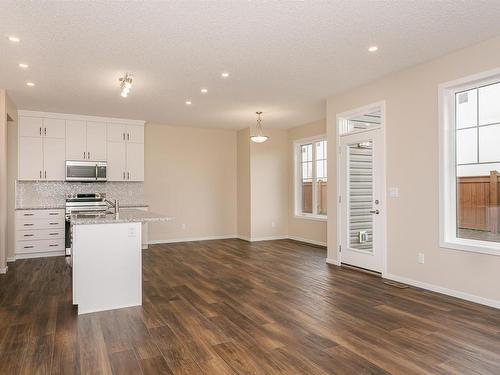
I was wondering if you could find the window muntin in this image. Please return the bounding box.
[296,138,327,218]
[455,81,500,245]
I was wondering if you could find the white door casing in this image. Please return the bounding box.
[336,102,387,274]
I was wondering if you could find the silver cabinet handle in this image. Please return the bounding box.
[44,127,47,136]
[127,133,130,141]
[127,171,130,180]
[23,234,34,237]
[83,151,86,159]
[39,127,42,136]
[49,222,59,225]
[23,213,34,216]
[23,245,34,249]
[49,212,59,216]
[49,244,59,247]
[24,223,34,226]
[49,232,59,236]
[39,170,42,179]
[44,170,47,179]
[369,209,380,215]
[88,151,90,159]
[123,172,126,180]
[123,132,125,141]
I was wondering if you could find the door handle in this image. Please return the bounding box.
[369,209,380,215]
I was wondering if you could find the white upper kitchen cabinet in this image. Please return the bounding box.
[107,141,127,181]
[19,136,44,180]
[19,117,65,138]
[18,111,145,182]
[43,118,66,138]
[66,120,87,160]
[19,117,43,137]
[127,125,144,143]
[86,122,107,161]
[126,142,144,181]
[66,120,107,161]
[43,138,66,180]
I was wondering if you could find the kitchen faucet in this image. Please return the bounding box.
[105,199,120,217]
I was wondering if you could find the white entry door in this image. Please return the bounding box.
[339,129,385,272]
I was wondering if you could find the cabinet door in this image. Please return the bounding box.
[19,117,43,138]
[107,142,127,181]
[126,142,144,181]
[86,122,107,161]
[126,125,144,143]
[43,138,66,180]
[107,124,126,143]
[19,137,44,180]
[43,118,66,139]
[66,120,87,160]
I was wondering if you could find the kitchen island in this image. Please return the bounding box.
[70,209,172,314]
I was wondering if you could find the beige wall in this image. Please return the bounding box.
[6,93,17,262]
[288,119,327,245]
[237,128,251,238]
[0,90,6,271]
[144,123,237,242]
[250,128,288,239]
[327,35,500,303]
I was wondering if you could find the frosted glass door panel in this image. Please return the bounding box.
[348,142,373,252]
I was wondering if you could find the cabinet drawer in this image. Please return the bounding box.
[17,218,65,230]
[16,209,64,220]
[16,239,65,254]
[17,229,65,241]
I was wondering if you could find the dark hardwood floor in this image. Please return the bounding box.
[1,239,500,374]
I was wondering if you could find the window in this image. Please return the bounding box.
[295,137,327,219]
[440,70,500,255]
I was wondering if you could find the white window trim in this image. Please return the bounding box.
[294,135,327,221]
[439,67,500,256]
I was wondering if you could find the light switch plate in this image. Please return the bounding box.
[389,187,399,198]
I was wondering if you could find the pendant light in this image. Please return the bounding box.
[250,111,269,143]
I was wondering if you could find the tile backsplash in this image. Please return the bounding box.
[16,181,145,208]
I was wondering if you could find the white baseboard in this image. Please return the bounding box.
[238,235,289,242]
[149,234,237,245]
[7,256,16,263]
[326,257,340,266]
[289,236,327,247]
[15,250,65,260]
[0,266,8,274]
[384,273,500,310]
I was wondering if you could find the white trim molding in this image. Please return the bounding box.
[439,67,500,256]
[15,251,65,259]
[238,235,289,242]
[148,235,237,244]
[18,110,146,126]
[385,273,500,309]
[7,256,16,263]
[0,266,8,274]
[326,258,340,266]
[288,236,326,247]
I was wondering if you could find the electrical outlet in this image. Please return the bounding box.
[128,227,136,237]
[418,253,425,264]
[181,223,186,230]
[271,221,276,228]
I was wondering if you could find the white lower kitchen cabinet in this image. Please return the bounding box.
[15,209,66,259]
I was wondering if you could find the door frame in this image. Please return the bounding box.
[335,101,387,276]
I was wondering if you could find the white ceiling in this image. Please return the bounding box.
[1,1,500,129]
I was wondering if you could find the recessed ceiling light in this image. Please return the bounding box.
[8,36,20,42]
[368,46,378,52]
[200,88,208,93]
[185,100,192,105]
[26,82,35,87]
[19,63,29,69]
[221,72,229,78]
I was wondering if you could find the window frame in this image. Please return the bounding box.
[439,67,500,256]
[294,135,328,221]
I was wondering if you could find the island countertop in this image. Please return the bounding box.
[71,209,173,225]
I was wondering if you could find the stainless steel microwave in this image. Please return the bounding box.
[65,161,107,182]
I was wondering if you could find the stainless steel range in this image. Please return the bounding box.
[65,193,108,255]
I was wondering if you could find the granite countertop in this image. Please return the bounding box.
[16,203,149,210]
[70,209,173,225]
